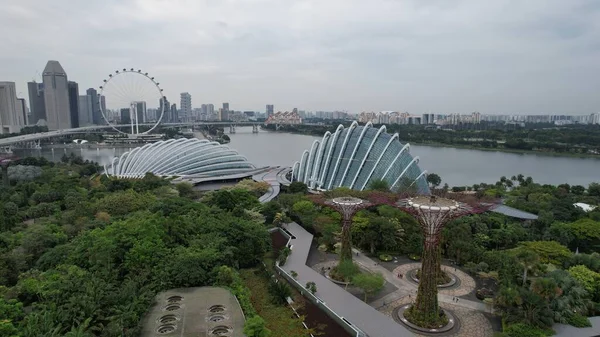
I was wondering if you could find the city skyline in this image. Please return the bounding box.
[1,1,599,115]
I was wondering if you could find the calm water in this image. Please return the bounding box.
[14,126,600,187]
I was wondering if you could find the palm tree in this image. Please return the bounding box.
[517,249,539,286]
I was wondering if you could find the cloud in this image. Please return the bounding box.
[1,0,599,114]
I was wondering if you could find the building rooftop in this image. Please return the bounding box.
[140,287,246,337]
[574,202,597,212]
[43,60,66,75]
[491,204,539,220]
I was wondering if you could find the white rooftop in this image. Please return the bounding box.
[574,202,597,212]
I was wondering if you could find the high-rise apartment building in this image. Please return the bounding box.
[68,81,79,128]
[180,92,191,121]
[0,82,25,134]
[43,60,71,130]
[27,81,46,125]
[266,104,274,116]
[590,113,600,125]
[223,102,229,112]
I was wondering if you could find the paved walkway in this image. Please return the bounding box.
[253,166,289,203]
[352,253,489,313]
[281,222,415,337]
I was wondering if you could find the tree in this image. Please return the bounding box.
[424,173,441,188]
[567,265,600,300]
[287,181,308,194]
[352,273,385,302]
[305,281,317,294]
[518,241,572,264]
[367,179,390,192]
[243,316,271,337]
[517,249,539,286]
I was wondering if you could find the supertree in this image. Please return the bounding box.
[312,196,373,262]
[392,194,492,327]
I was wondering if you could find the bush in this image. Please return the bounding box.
[408,254,420,261]
[504,323,554,337]
[277,247,291,266]
[476,288,494,300]
[268,279,292,305]
[566,313,591,328]
[379,254,393,262]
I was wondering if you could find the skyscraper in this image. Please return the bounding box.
[180,92,191,121]
[43,60,71,130]
[68,81,79,128]
[120,108,131,124]
[84,88,102,125]
[223,102,229,111]
[207,104,214,116]
[266,104,274,116]
[0,82,24,134]
[135,101,147,123]
[159,96,169,121]
[170,104,178,123]
[27,81,46,125]
[78,95,92,126]
[17,98,28,125]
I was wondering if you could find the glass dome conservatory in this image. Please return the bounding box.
[292,122,430,194]
[104,138,255,178]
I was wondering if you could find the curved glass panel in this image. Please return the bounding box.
[292,124,430,194]
[105,138,256,178]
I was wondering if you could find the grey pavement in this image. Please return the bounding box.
[253,166,287,203]
[282,222,415,337]
[352,250,490,313]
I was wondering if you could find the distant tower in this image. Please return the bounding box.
[27,81,46,125]
[68,81,80,128]
[180,92,191,121]
[170,104,177,123]
[42,60,71,130]
[0,82,24,134]
[266,104,274,117]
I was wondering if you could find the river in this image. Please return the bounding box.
[13,126,600,187]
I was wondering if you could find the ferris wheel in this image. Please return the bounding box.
[98,68,165,135]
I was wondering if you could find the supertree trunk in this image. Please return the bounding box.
[340,216,353,262]
[413,242,441,325]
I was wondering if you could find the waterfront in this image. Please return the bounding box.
[14,126,600,187]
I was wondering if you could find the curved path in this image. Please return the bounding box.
[281,222,414,337]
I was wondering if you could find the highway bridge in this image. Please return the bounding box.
[0,121,266,147]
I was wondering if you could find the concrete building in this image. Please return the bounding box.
[84,88,102,125]
[158,97,169,121]
[43,60,72,130]
[591,113,600,125]
[67,81,79,128]
[180,92,191,121]
[170,103,178,123]
[78,95,92,126]
[0,82,25,134]
[135,101,147,123]
[120,108,131,124]
[27,81,46,125]
[266,104,274,116]
[222,102,229,111]
[17,98,28,126]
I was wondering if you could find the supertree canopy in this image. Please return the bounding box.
[322,197,373,262]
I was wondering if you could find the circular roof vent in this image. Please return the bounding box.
[208,305,226,313]
[164,304,181,311]
[210,325,232,336]
[158,314,179,324]
[157,324,176,334]
[167,295,183,303]
[209,315,226,322]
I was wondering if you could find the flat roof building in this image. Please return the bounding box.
[141,287,245,337]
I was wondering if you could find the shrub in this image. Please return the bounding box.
[277,247,291,266]
[504,323,554,337]
[566,313,591,328]
[305,281,317,294]
[476,288,494,300]
[290,270,298,279]
[379,254,393,262]
[268,279,292,305]
[408,254,420,261]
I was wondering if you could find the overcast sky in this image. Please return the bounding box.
[2,0,600,114]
